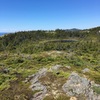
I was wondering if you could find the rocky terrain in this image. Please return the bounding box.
[0,27,100,100]
[25,65,100,100]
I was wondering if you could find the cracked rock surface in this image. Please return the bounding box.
[62,72,100,100]
[26,68,47,100]
[25,66,100,100]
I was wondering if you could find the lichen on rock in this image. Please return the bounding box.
[62,72,100,100]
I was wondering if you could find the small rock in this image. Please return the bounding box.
[2,68,9,73]
[50,65,62,71]
[82,68,90,73]
[65,66,71,69]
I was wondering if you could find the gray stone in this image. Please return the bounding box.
[25,68,47,100]
[2,68,9,73]
[82,68,90,73]
[62,72,90,96]
[50,65,62,71]
[62,72,100,100]
[65,66,71,69]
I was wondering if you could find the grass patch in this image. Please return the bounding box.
[92,86,100,94]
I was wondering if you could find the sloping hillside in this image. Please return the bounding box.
[0,27,100,100]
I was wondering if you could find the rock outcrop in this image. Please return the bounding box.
[25,66,100,100]
[62,72,100,100]
[25,68,47,100]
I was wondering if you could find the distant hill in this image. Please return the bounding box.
[65,28,81,31]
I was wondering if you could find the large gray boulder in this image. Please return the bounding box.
[62,72,100,100]
[62,72,90,95]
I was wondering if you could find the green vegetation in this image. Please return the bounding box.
[44,94,70,100]
[0,26,100,99]
[92,86,100,94]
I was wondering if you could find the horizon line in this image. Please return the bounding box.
[0,26,100,33]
